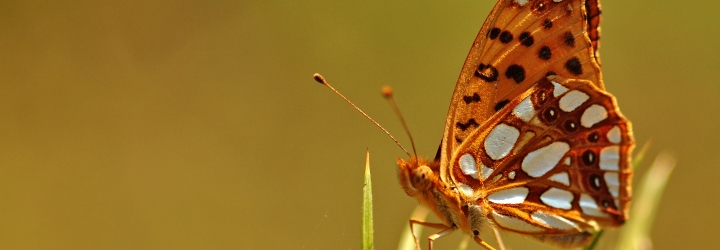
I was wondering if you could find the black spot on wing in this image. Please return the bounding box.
[499,31,513,44]
[519,32,534,47]
[589,174,603,190]
[588,132,599,142]
[538,46,552,60]
[475,64,499,82]
[542,107,558,123]
[582,150,596,166]
[463,93,481,104]
[456,119,480,131]
[488,27,501,39]
[542,19,553,29]
[563,31,576,47]
[494,100,510,111]
[565,57,583,75]
[505,64,526,84]
[563,119,578,132]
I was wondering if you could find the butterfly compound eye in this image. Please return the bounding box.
[412,166,434,191]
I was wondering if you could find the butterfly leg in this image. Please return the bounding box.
[472,236,497,250]
[409,219,451,250]
[491,226,506,250]
[427,226,456,250]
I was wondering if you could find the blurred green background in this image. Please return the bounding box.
[1,1,718,249]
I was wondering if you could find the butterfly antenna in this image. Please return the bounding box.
[381,86,418,157]
[313,73,411,157]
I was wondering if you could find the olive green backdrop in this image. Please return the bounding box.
[0,1,717,249]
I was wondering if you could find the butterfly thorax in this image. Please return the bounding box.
[398,157,490,236]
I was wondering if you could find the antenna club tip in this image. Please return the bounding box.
[381,85,393,98]
[313,73,327,84]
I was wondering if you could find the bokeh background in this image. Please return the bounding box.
[1,1,718,249]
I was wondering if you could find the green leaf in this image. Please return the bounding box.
[363,150,374,250]
[616,151,676,250]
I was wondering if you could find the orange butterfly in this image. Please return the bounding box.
[314,0,633,249]
[396,0,633,249]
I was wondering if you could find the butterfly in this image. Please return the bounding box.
[312,0,633,249]
[394,0,634,249]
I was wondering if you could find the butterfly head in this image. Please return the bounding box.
[398,157,464,226]
[398,156,485,235]
[397,157,441,197]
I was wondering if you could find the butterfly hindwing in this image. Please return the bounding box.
[448,76,633,235]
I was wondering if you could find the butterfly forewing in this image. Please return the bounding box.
[585,0,602,64]
[440,0,604,177]
[448,76,633,242]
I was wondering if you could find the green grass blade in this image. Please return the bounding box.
[632,140,652,169]
[582,230,605,250]
[616,151,676,250]
[363,149,374,250]
[455,235,471,250]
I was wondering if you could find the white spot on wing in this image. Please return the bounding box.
[549,172,570,186]
[492,211,544,233]
[540,188,574,210]
[459,153,478,179]
[508,171,516,180]
[488,187,529,204]
[458,183,474,198]
[564,157,571,165]
[531,211,580,231]
[480,162,493,180]
[521,142,570,177]
[605,172,620,198]
[514,0,529,6]
[607,126,622,143]
[599,146,620,171]
[558,90,589,112]
[579,194,607,217]
[580,104,608,128]
[491,174,502,183]
[552,81,568,97]
[512,97,535,122]
[484,123,520,160]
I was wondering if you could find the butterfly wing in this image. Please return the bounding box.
[439,0,604,182]
[448,76,633,238]
[585,0,602,64]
